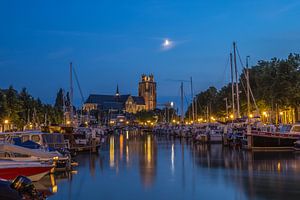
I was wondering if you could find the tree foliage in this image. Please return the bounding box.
[187,54,300,120]
[0,86,65,130]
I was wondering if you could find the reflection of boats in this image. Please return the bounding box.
[245,124,300,150]
[192,144,300,200]
[0,160,53,181]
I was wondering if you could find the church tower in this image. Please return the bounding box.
[138,74,157,111]
[115,84,120,97]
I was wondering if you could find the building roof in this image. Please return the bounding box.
[132,96,145,105]
[85,94,145,111]
[85,94,130,105]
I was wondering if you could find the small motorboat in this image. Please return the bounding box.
[0,160,53,181]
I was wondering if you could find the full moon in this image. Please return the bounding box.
[163,39,171,47]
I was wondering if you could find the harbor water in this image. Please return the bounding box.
[45,132,300,200]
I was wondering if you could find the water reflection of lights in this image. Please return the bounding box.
[120,134,124,159]
[126,131,129,140]
[277,162,281,172]
[171,144,175,174]
[50,174,58,193]
[71,170,78,175]
[110,137,115,168]
[126,144,129,164]
[147,135,152,163]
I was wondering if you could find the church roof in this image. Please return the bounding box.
[85,94,130,105]
[131,96,145,105]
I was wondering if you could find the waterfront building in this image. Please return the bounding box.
[83,85,146,124]
[138,74,157,111]
[83,74,157,124]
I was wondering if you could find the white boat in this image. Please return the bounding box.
[0,143,70,170]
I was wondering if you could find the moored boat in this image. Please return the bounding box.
[0,160,53,181]
[245,124,300,151]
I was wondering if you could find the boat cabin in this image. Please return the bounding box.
[1,131,67,150]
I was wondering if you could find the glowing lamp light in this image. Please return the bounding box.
[66,121,71,125]
[249,114,253,118]
[262,111,268,117]
[4,120,9,124]
[230,114,234,119]
[279,112,284,116]
[170,101,174,107]
[172,119,176,123]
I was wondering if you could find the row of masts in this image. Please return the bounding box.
[231,42,240,119]
[179,42,258,122]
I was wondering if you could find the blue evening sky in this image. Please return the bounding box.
[0,0,300,108]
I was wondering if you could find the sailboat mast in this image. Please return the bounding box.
[190,77,195,122]
[70,62,74,125]
[233,42,240,118]
[180,82,184,123]
[246,56,251,117]
[230,53,235,119]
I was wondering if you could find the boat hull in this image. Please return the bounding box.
[246,131,300,150]
[0,165,53,181]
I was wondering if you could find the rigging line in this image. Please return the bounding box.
[221,54,230,85]
[184,92,189,105]
[236,45,260,114]
[72,66,85,105]
[236,45,246,77]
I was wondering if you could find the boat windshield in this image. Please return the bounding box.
[42,134,65,145]
[291,125,300,133]
[280,125,292,133]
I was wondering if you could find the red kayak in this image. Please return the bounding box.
[0,160,53,181]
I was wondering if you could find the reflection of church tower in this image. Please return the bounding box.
[139,135,157,188]
[138,74,157,111]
